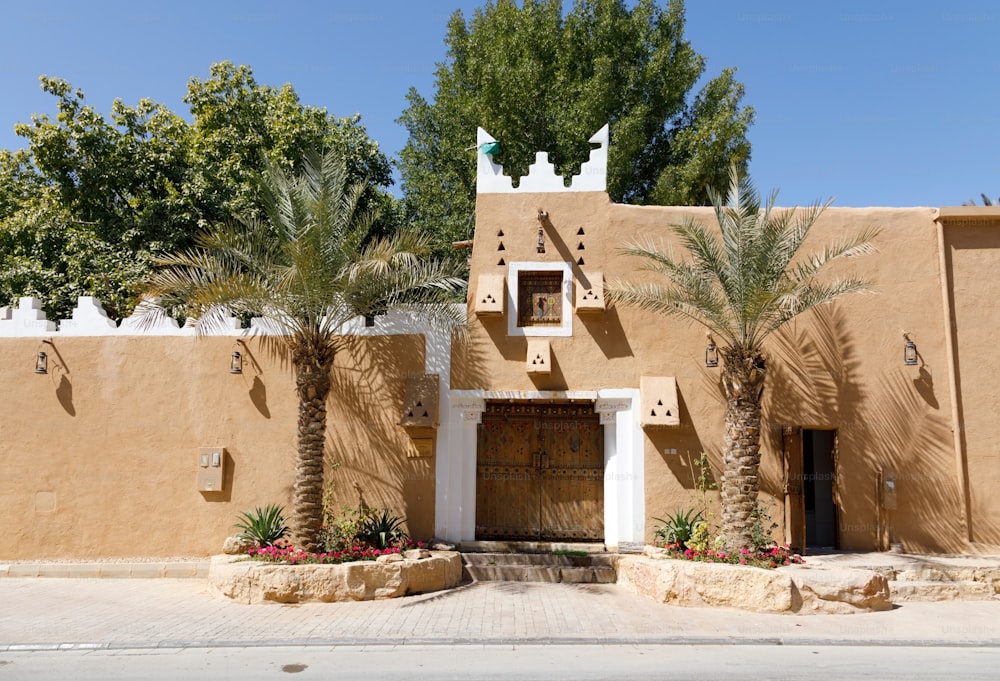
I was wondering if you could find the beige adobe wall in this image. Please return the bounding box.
[938,212,1000,548]
[461,190,972,553]
[0,333,431,560]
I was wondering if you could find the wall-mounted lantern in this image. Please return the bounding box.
[230,340,244,374]
[35,351,48,374]
[903,332,918,366]
[705,336,719,368]
[536,209,547,253]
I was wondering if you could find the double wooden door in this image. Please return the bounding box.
[476,402,604,541]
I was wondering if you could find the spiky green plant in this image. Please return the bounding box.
[234,504,289,547]
[357,509,408,550]
[653,508,705,550]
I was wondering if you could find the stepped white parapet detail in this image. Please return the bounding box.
[0,297,57,336]
[476,124,608,194]
[58,296,118,335]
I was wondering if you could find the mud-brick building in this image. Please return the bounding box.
[1,125,998,558]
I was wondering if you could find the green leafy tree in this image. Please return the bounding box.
[183,62,397,238]
[606,168,878,552]
[398,0,754,257]
[146,149,465,550]
[0,63,399,321]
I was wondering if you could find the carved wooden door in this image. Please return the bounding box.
[476,402,604,541]
[782,425,805,554]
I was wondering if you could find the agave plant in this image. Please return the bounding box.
[653,508,705,550]
[358,509,409,550]
[234,504,289,547]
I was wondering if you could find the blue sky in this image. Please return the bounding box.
[1,1,997,207]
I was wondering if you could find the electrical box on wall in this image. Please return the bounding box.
[640,376,680,427]
[197,447,225,492]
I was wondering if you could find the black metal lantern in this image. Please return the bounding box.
[536,227,545,253]
[705,340,719,368]
[903,334,917,366]
[230,350,243,374]
[35,351,48,374]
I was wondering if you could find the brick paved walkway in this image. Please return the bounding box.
[2,578,1000,651]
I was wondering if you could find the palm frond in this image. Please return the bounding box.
[144,147,465,344]
[611,165,878,354]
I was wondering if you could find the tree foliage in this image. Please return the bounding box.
[147,149,465,549]
[398,0,754,256]
[0,62,397,320]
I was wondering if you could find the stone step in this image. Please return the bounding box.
[460,551,618,583]
[889,579,997,602]
[461,552,616,567]
[457,541,607,554]
[462,563,617,584]
[892,565,1000,586]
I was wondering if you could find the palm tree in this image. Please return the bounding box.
[963,194,996,206]
[607,167,878,552]
[147,149,466,551]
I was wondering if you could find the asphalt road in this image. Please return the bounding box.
[3,644,1000,681]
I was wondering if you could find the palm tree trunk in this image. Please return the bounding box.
[292,359,332,552]
[720,346,767,553]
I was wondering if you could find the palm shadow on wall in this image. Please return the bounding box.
[766,304,958,552]
[323,334,437,539]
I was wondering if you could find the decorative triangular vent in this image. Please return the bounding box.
[640,376,680,428]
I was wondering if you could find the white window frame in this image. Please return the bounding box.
[507,261,573,337]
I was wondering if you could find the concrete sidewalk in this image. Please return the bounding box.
[1,576,999,652]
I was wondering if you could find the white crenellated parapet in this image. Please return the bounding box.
[59,296,118,335]
[119,298,184,335]
[0,295,464,344]
[476,124,609,194]
[0,297,58,336]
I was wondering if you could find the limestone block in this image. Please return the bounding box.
[377,553,404,563]
[209,553,462,604]
[617,555,891,614]
[345,561,406,600]
[890,580,994,602]
[404,548,431,560]
[781,565,892,613]
[222,535,256,555]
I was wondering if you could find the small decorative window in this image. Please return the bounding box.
[507,261,572,337]
[518,271,563,327]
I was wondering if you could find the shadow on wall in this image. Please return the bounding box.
[646,387,711,492]
[450,322,494,392]
[766,304,960,553]
[323,334,434,539]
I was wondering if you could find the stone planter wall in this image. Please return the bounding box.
[209,551,463,604]
[616,555,891,614]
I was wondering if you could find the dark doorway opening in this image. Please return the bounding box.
[803,429,838,549]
